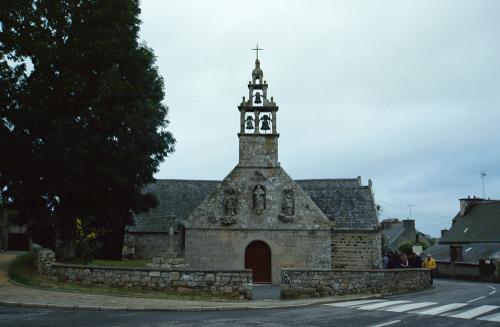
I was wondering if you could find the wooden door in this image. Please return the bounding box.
[245,241,271,283]
[8,233,29,250]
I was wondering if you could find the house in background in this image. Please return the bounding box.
[381,218,434,252]
[0,207,29,251]
[425,196,500,282]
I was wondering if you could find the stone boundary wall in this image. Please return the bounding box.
[29,244,252,299]
[331,231,382,269]
[436,260,500,283]
[30,243,56,275]
[281,268,431,299]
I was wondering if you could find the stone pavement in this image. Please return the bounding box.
[0,252,379,311]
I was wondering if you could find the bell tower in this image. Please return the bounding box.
[238,45,279,168]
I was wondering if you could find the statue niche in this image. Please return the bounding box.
[253,184,266,215]
[221,188,238,225]
[279,188,295,222]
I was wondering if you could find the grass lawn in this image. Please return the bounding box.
[8,254,241,301]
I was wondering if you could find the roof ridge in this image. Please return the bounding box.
[154,179,221,182]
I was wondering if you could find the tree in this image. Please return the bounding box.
[0,0,175,258]
[381,234,390,255]
[398,240,429,256]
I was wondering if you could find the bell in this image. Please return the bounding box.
[245,116,254,130]
[254,92,262,104]
[261,115,271,131]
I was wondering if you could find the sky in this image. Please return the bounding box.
[138,0,500,237]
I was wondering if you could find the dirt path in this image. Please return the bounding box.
[0,252,18,285]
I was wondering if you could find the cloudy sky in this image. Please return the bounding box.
[138,0,500,237]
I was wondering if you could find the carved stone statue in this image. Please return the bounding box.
[220,215,237,225]
[281,188,295,216]
[253,184,266,214]
[221,189,238,225]
[223,189,238,216]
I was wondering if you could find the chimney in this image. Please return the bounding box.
[441,229,447,238]
[403,219,415,231]
[381,218,399,229]
[459,196,484,216]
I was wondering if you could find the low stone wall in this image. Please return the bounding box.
[29,244,252,299]
[436,261,500,283]
[281,268,431,299]
[29,243,56,275]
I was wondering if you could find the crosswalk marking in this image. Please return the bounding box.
[357,300,411,310]
[370,320,401,327]
[467,296,485,303]
[448,305,499,319]
[477,311,500,322]
[324,299,500,322]
[385,302,437,312]
[325,299,386,307]
[416,303,467,315]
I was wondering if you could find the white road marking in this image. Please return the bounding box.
[358,300,411,310]
[448,305,499,319]
[385,302,437,312]
[325,299,386,307]
[478,311,500,322]
[416,303,467,315]
[467,296,485,303]
[370,320,401,327]
[488,286,496,295]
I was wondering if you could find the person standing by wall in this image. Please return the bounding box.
[422,253,437,285]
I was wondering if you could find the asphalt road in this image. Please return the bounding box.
[1,279,499,326]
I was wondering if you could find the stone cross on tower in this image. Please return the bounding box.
[252,44,263,60]
[238,51,280,168]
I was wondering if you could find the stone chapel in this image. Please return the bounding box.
[123,57,382,284]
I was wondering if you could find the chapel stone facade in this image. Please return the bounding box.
[183,59,332,284]
[123,58,382,282]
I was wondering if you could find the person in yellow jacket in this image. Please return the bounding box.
[422,253,437,285]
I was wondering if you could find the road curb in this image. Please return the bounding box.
[0,294,382,312]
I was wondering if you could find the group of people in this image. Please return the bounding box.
[383,251,437,284]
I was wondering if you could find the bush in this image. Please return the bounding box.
[398,240,429,255]
[75,238,101,264]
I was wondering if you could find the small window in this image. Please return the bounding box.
[177,225,185,250]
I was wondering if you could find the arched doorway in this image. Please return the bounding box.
[245,240,271,283]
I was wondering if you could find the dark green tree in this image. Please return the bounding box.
[0,0,175,258]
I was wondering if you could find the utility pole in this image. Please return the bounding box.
[407,204,415,219]
[481,170,486,199]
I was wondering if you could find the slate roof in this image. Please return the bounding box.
[424,243,500,264]
[382,221,405,246]
[439,201,500,243]
[126,180,219,232]
[297,179,379,230]
[127,178,380,232]
[380,219,434,249]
